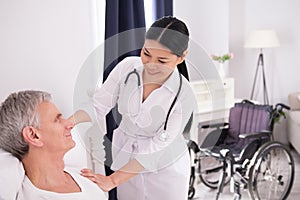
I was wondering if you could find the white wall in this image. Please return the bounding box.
[0,0,106,169]
[229,0,300,144]
[174,0,229,80]
[230,0,300,105]
[175,0,300,105]
[2,0,298,148]
[174,0,229,56]
[174,0,300,144]
[7,0,298,115]
[0,0,105,116]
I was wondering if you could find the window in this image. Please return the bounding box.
[144,0,155,28]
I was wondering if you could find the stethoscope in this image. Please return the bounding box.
[124,68,183,141]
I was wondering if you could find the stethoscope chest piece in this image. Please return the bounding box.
[159,130,169,142]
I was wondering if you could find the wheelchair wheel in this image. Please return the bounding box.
[248,142,294,200]
[199,156,230,189]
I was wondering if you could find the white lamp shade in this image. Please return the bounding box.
[244,30,280,48]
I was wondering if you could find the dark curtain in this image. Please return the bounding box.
[103,1,145,199]
[153,0,173,19]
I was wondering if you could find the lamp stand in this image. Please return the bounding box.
[250,49,269,104]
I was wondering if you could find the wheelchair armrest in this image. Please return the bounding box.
[239,130,271,139]
[199,122,229,129]
[187,140,200,153]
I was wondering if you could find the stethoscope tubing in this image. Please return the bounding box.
[124,68,182,131]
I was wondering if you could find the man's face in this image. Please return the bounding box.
[36,101,75,154]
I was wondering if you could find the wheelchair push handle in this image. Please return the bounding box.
[272,103,290,122]
[275,103,290,111]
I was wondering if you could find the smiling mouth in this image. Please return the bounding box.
[147,70,160,75]
[65,133,72,138]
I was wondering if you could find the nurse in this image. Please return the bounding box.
[72,16,197,200]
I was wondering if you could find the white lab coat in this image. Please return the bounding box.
[92,56,197,200]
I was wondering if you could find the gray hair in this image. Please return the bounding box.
[0,90,51,160]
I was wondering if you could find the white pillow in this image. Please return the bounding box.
[0,149,25,200]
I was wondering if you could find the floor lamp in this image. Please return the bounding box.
[244,30,280,104]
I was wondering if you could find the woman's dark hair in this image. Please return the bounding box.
[145,16,189,57]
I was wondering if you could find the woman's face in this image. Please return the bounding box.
[141,39,186,84]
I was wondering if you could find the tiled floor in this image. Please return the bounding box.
[191,147,300,200]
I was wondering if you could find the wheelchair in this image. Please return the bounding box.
[188,100,295,200]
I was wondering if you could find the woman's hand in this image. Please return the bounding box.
[81,160,144,192]
[81,169,116,192]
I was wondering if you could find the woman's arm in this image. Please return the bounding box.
[81,159,144,192]
[110,159,144,185]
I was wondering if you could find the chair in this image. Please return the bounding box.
[188,100,295,200]
[287,92,300,154]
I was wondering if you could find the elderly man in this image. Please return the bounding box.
[0,90,106,200]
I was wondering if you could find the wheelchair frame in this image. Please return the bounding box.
[188,101,295,200]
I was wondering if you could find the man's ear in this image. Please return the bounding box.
[22,126,43,147]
